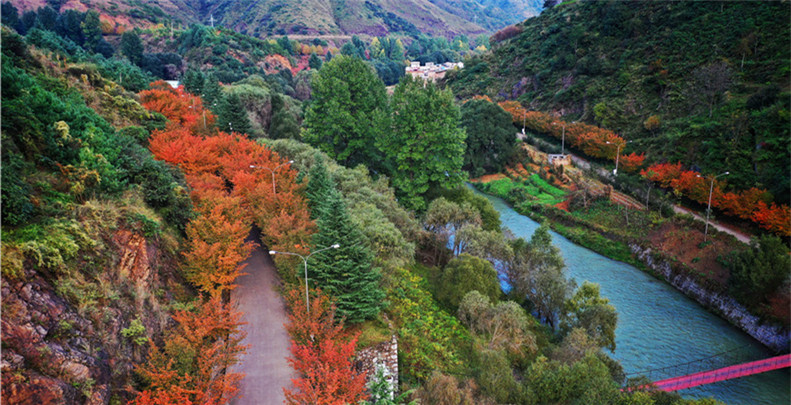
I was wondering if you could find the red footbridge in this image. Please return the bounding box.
[650,354,791,391]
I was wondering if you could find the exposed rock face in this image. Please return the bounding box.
[1,228,178,404]
[356,335,399,396]
[630,243,791,352]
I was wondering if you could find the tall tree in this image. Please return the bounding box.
[131,296,247,405]
[121,31,143,66]
[308,52,322,70]
[81,11,102,50]
[217,92,253,135]
[269,94,300,140]
[506,224,573,329]
[304,55,387,167]
[561,282,618,352]
[201,73,222,111]
[309,188,385,323]
[305,154,333,217]
[283,288,369,404]
[460,99,516,177]
[437,253,500,312]
[182,68,205,96]
[378,75,466,211]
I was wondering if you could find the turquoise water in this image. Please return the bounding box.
[472,186,790,405]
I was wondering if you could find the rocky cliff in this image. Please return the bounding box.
[630,243,790,352]
[1,226,182,404]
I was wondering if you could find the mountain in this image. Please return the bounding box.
[446,1,790,203]
[7,0,543,37]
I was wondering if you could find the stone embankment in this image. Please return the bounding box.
[631,244,790,352]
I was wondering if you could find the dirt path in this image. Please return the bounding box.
[230,230,295,405]
[672,205,751,244]
[568,151,751,244]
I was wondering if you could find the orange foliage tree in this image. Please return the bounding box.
[283,289,368,405]
[131,296,247,405]
[182,194,254,298]
[642,162,790,236]
[135,81,350,405]
[619,153,646,173]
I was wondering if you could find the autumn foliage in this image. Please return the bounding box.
[642,163,790,236]
[140,80,315,298]
[283,288,368,405]
[132,81,320,403]
[497,105,643,170]
[492,97,788,235]
[130,296,247,405]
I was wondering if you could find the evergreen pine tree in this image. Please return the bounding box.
[202,73,222,112]
[120,31,143,66]
[309,52,323,70]
[182,68,205,95]
[217,92,252,134]
[305,154,334,217]
[310,188,385,323]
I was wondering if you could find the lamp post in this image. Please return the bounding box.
[606,140,631,175]
[697,171,729,241]
[269,244,340,314]
[250,160,295,197]
[552,121,573,156]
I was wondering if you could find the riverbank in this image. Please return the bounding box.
[470,181,790,353]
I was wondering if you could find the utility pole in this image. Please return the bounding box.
[210,14,215,28]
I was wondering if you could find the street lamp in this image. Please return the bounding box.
[553,122,568,156]
[269,244,340,314]
[696,171,729,241]
[250,160,295,197]
[606,140,632,175]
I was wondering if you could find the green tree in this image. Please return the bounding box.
[305,154,334,216]
[562,282,618,352]
[437,254,500,312]
[308,52,322,70]
[310,188,385,323]
[458,290,536,358]
[378,75,467,211]
[507,224,573,329]
[304,55,387,167]
[424,197,481,262]
[182,68,205,95]
[726,235,791,307]
[201,73,222,111]
[268,94,300,140]
[81,10,102,51]
[277,35,293,55]
[460,99,516,177]
[217,92,252,134]
[1,3,20,31]
[120,31,143,66]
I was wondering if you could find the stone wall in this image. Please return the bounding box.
[356,335,399,396]
[630,243,790,352]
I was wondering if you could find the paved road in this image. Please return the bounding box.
[230,230,295,405]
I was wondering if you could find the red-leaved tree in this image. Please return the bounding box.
[283,288,368,405]
[130,296,247,405]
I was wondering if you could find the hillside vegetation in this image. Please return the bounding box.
[7,0,543,37]
[447,1,790,204]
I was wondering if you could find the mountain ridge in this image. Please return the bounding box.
[7,0,543,38]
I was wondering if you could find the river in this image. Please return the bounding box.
[472,186,789,405]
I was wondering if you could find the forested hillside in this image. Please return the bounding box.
[447,1,790,204]
[5,0,543,37]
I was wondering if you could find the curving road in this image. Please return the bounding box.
[230,230,295,405]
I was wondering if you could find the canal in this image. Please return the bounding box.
[472,186,789,405]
